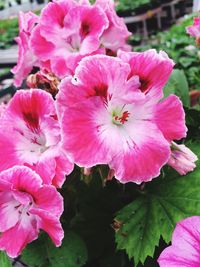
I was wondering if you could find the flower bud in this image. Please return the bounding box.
[168,142,198,175]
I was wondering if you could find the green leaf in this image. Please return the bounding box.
[164,69,190,107]
[0,252,12,267]
[70,174,122,262]
[22,231,88,267]
[47,231,88,267]
[22,234,49,267]
[115,142,200,266]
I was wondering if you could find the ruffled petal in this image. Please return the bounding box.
[155,95,187,141]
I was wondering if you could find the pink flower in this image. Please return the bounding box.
[0,166,64,258]
[167,142,198,175]
[118,49,175,100]
[30,0,109,77]
[12,12,39,87]
[95,0,131,53]
[56,54,186,183]
[187,13,200,38]
[158,216,200,267]
[0,89,73,187]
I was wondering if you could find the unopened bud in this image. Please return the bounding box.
[168,142,198,175]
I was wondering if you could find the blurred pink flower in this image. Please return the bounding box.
[0,89,73,187]
[167,142,198,175]
[186,13,200,46]
[56,54,186,184]
[158,216,200,267]
[0,166,64,258]
[12,12,39,87]
[95,0,131,53]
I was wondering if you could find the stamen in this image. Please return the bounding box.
[113,110,130,125]
[14,204,21,209]
[119,111,130,124]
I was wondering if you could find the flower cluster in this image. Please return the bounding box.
[0,89,73,258]
[1,0,197,259]
[12,0,131,86]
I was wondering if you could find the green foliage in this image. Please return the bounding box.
[69,169,123,262]
[22,231,88,267]
[0,251,12,267]
[22,235,47,267]
[164,69,190,106]
[115,142,200,266]
[185,107,200,140]
[47,231,88,267]
[0,68,10,77]
[0,18,18,49]
[116,0,151,13]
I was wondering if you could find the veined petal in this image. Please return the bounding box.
[110,122,170,183]
[0,220,38,258]
[0,192,19,232]
[61,97,112,167]
[30,208,64,247]
[34,185,63,217]
[118,49,174,100]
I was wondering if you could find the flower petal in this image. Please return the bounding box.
[155,95,187,141]
[110,122,170,183]
[0,220,38,258]
[34,185,63,217]
[61,97,112,167]
[158,216,200,267]
[30,208,64,247]
[119,49,174,100]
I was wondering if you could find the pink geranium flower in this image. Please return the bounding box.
[167,142,198,175]
[12,12,39,87]
[0,166,64,258]
[56,54,186,183]
[186,13,200,46]
[158,216,200,267]
[0,89,73,187]
[30,0,109,77]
